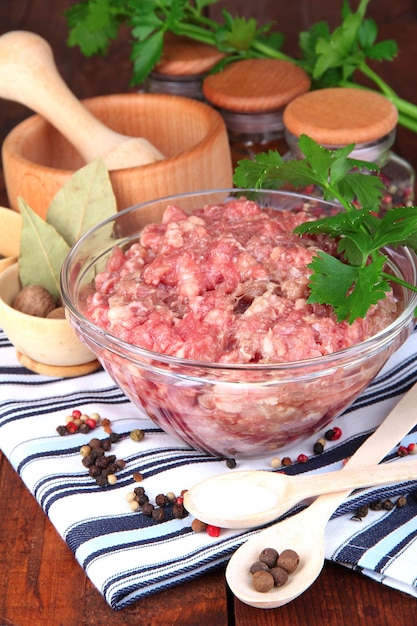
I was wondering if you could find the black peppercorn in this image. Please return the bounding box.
[226,458,237,469]
[152,508,165,522]
[155,493,168,507]
[382,499,394,510]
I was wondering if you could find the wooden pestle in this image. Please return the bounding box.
[0,31,165,168]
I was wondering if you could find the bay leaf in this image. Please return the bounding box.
[47,158,117,246]
[18,198,70,301]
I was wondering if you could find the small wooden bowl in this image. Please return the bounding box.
[0,206,21,273]
[2,93,233,219]
[0,264,99,376]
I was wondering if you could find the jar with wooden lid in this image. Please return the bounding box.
[202,58,311,167]
[283,87,415,212]
[144,34,225,100]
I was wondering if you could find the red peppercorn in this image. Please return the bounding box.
[408,443,416,454]
[297,454,308,463]
[176,496,184,506]
[85,418,97,430]
[65,421,78,434]
[397,445,409,457]
[331,427,342,440]
[325,427,342,441]
[206,524,221,537]
[72,409,82,419]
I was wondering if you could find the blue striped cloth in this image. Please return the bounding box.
[1,326,417,609]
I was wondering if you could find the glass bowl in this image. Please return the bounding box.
[61,189,417,458]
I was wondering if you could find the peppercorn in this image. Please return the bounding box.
[155,493,168,507]
[226,458,237,469]
[249,560,270,575]
[397,445,409,457]
[206,524,221,537]
[356,504,369,519]
[134,486,146,496]
[281,456,292,467]
[259,547,278,568]
[133,472,144,483]
[396,495,407,508]
[56,425,67,436]
[166,491,176,502]
[96,474,109,487]
[191,519,207,533]
[270,457,282,469]
[142,501,155,516]
[382,499,394,510]
[137,493,149,506]
[130,428,145,442]
[79,445,91,458]
[313,441,323,454]
[297,453,308,463]
[277,549,300,573]
[270,566,289,587]
[109,432,122,444]
[89,437,102,449]
[107,474,117,486]
[79,423,91,434]
[172,502,188,519]
[252,570,275,593]
[100,438,112,452]
[152,508,165,522]
[370,499,383,511]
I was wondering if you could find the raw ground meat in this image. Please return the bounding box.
[85,198,397,364]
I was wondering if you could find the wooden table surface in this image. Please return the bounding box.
[0,181,416,626]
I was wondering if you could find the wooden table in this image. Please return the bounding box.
[1,174,416,626]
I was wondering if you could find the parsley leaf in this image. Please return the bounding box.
[234,133,417,323]
[307,252,390,323]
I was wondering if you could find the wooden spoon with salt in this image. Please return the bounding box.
[0,30,164,168]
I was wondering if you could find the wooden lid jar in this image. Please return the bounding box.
[202,58,311,165]
[283,87,414,211]
[144,34,225,100]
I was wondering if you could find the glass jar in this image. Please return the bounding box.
[143,34,225,101]
[283,87,415,212]
[202,58,311,168]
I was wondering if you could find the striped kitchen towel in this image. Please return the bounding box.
[1,326,417,609]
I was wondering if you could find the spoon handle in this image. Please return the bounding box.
[289,457,417,501]
[291,381,417,518]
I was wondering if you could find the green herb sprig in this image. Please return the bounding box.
[233,134,417,323]
[65,0,417,134]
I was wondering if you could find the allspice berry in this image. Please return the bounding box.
[252,570,275,593]
[259,547,279,568]
[13,285,56,317]
[277,549,300,573]
[270,566,289,587]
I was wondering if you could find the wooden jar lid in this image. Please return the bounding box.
[202,59,311,112]
[283,87,398,144]
[153,34,225,77]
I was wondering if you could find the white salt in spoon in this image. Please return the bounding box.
[184,457,417,529]
[187,382,417,609]
[0,31,164,168]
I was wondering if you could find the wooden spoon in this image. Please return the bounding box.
[224,381,417,608]
[184,458,417,529]
[0,31,164,168]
